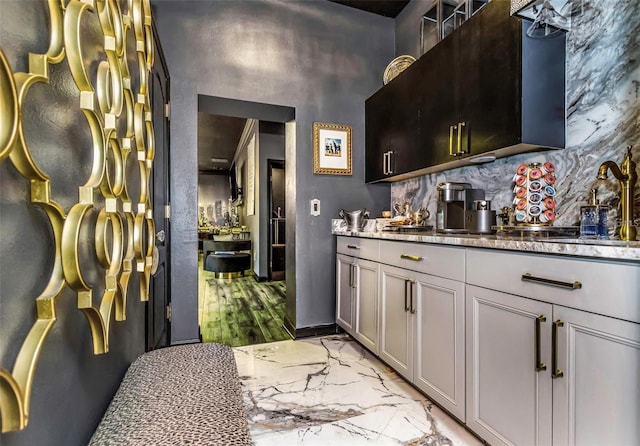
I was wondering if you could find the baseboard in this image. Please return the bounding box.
[252,272,269,282]
[294,323,340,339]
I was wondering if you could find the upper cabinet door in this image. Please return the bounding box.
[417,32,458,168]
[457,0,522,156]
[365,62,421,182]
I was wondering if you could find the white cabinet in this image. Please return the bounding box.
[466,284,553,446]
[336,238,380,354]
[353,258,379,354]
[336,253,355,332]
[553,306,640,446]
[379,260,466,421]
[466,249,640,446]
[379,264,414,380]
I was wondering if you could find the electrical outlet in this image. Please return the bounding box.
[310,199,320,216]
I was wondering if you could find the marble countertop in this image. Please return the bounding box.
[332,229,640,262]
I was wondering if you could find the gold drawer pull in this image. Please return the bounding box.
[521,273,582,290]
[400,254,423,262]
[347,245,360,249]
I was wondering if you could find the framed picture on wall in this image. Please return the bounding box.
[313,122,352,175]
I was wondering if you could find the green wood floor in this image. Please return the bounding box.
[198,255,290,347]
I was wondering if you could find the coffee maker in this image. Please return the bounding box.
[436,182,485,233]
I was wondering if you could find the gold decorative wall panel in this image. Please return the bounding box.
[0,0,156,432]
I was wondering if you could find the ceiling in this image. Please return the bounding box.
[329,0,410,18]
[198,113,247,173]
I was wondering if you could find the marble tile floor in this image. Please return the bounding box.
[233,335,482,446]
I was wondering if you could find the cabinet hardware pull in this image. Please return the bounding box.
[521,273,582,290]
[387,151,393,175]
[404,279,411,312]
[383,151,388,175]
[348,264,353,288]
[535,315,547,372]
[347,245,360,249]
[410,281,416,314]
[449,125,456,156]
[552,320,564,378]
[456,121,466,156]
[400,254,423,261]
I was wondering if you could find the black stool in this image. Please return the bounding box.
[204,252,251,278]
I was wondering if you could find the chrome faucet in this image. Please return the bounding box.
[597,145,637,241]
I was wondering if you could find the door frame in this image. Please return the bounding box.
[146,20,171,351]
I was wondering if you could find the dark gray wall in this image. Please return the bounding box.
[0,1,147,445]
[395,0,431,58]
[154,0,393,339]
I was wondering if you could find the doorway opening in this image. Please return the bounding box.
[196,95,295,347]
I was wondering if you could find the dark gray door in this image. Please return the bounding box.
[147,24,171,351]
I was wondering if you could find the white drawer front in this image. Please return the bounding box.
[336,236,379,261]
[466,249,640,323]
[379,240,465,282]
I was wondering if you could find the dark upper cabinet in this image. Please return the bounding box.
[365,60,421,183]
[365,0,565,183]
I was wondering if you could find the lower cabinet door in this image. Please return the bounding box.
[379,264,413,381]
[354,259,379,354]
[552,306,640,446]
[336,254,354,333]
[414,273,466,421]
[466,285,553,446]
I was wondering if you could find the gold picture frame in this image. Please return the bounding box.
[313,122,352,175]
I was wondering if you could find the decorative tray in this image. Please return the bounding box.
[492,225,579,237]
[383,225,434,233]
[383,55,416,85]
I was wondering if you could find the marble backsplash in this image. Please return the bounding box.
[391,0,640,232]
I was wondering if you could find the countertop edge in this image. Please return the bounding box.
[332,230,640,263]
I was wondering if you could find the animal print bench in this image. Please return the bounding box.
[89,343,252,445]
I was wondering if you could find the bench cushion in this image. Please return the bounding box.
[89,343,251,445]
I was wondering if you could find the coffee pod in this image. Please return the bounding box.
[528,204,542,217]
[516,163,528,176]
[543,185,556,197]
[529,180,542,192]
[529,168,543,180]
[515,198,527,210]
[543,173,556,185]
[515,175,527,187]
[528,192,542,204]
[543,161,556,174]
[515,209,527,222]
[543,197,555,209]
[515,187,526,198]
[540,209,556,223]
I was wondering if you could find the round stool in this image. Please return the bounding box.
[204,252,251,278]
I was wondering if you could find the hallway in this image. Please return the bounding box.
[198,256,290,347]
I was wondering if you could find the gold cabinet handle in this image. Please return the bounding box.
[456,121,466,156]
[400,254,424,261]
[552,320,564,378]
[535,315,547,372]
[522,273,582,290]
[347,245,360,249]
[449,124,456,156]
